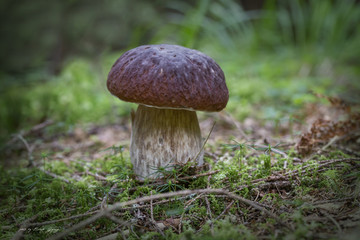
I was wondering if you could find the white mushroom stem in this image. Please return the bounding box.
[130,104,203,179]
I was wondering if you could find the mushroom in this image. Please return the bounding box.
[107,44,228,179]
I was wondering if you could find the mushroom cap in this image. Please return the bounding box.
[107,44,229,112]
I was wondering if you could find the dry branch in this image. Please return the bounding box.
[48,189,282,240]
[4,119,54,149]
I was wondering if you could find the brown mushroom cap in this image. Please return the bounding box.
[107,44,229,112]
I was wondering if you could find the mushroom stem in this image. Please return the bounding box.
[130,104,203,179]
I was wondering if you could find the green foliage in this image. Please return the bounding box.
[0,58,133,141]
[254,0,360,60]
[0,0,166,75]
[1,0,359,141]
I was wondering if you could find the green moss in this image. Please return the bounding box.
[47,160,73,175]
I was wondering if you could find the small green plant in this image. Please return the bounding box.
[156,179,184,193]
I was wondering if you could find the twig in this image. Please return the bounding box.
[181,170,220,182]
[221,111,249,141]
[86,171,108,181]
[207,164,213,188]
[236,158,360,193]
[193,121,216,163]
[16,134,34,166]
[250,143,290,159]
[179,193,205,233]
[87,195,194,216]
[28,211,99,227]
[95,232,119,240]
[249,158,359,185]
[118,228,128,240]
[101,183,118,209]
[318,136,340,153]
[105,213,126,226]
[16,134,71,184]
[150,191,155,223]
[148,191,165,237]
[0,205,27,214]
[318,209,342,233]
[215,200,235,221]
[86,205,101,213]
[285,158,359,177]
[48,189,283,240]
[204,196,214,235]
[205,196,213,220]
[12,214,39,240]
[14,132,71,184]
[312,196,357,205]
[334,144,360,157]
[37,167,71,184]
[4,119,54,150]
[130,225,140,239]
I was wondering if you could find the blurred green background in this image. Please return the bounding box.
[1,0,360,143]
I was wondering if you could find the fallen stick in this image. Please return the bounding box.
[4,119,54,149]
[48,189,283,240]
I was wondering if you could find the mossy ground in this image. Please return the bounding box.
[1,107,359,239]
[1,1,360,238]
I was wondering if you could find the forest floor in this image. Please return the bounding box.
[2,0,360,238]
[1,95,360,240]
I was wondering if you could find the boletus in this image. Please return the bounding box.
[107,44,228,179]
